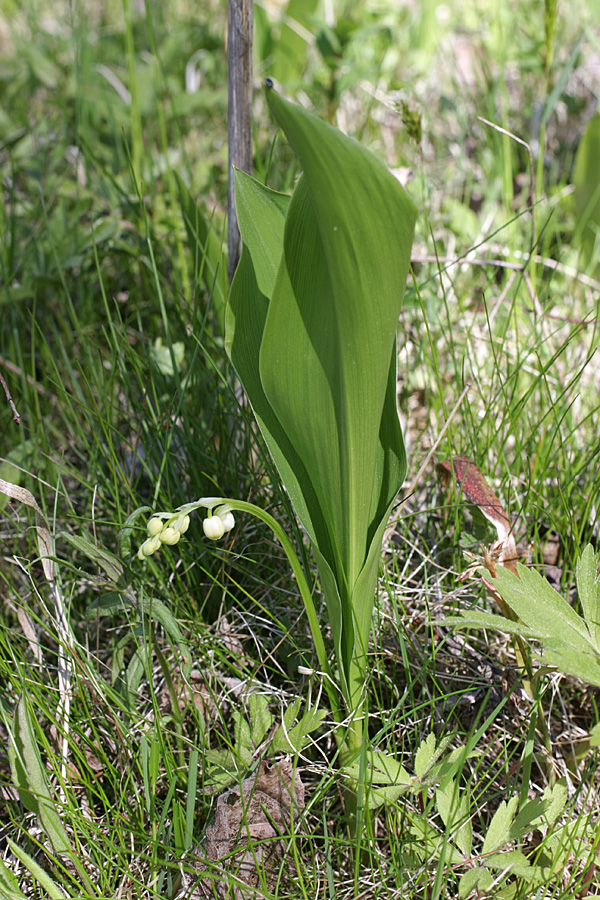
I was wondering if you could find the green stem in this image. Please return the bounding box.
[203,498,342,724]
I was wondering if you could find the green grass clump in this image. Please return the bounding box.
[1,0,599,897]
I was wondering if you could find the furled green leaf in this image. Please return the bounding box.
[228,87,416,714]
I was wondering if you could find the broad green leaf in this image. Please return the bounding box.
[261,88,415,591]
[576,544,600,648]
[6,838,69,899]
[483,796,519,855]
[573,113,600,274]
[8,696,71,855]
[590,723,600,747]
[59,531,124,584]
[228,88,416,712]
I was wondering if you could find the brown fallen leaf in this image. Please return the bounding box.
[176,759,304,900]
[438,454,518,577]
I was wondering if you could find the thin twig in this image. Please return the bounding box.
[0,370,20,425]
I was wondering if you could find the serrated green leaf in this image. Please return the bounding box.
[405,812,464,865]
[6,838,70,898]
[445,610,538,638]
[284,706,327,753]
[490,563,591,647]
[538,646,600,687]
[249,694,274,746]
[342,750,412,809]
[485,850,531,875]
[509,796,548,842]
[458,867,493,898]
[540,780,568,828]
[576,544,600,648]
[414,732,454,780]
[483,796,519,855]
[436,778,472,857]
[233,710,253,761]
[414,732,436,779]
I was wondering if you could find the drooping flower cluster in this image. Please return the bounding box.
[137,512,191,560]
[136,499,236,560]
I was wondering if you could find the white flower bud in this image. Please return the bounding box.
[172,514,190,534]
[147,517,164,537]
[137,534,161,560]
[203,515,225,540]
[220,511,235,533]
[160,526,181,545]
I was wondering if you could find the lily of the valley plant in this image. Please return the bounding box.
[139,87,416,773]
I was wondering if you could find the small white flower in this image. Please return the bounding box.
[203,515,225,540]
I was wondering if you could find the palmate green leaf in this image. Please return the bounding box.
[228,88,416,707]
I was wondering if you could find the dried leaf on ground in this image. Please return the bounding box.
[177,759,304,900]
